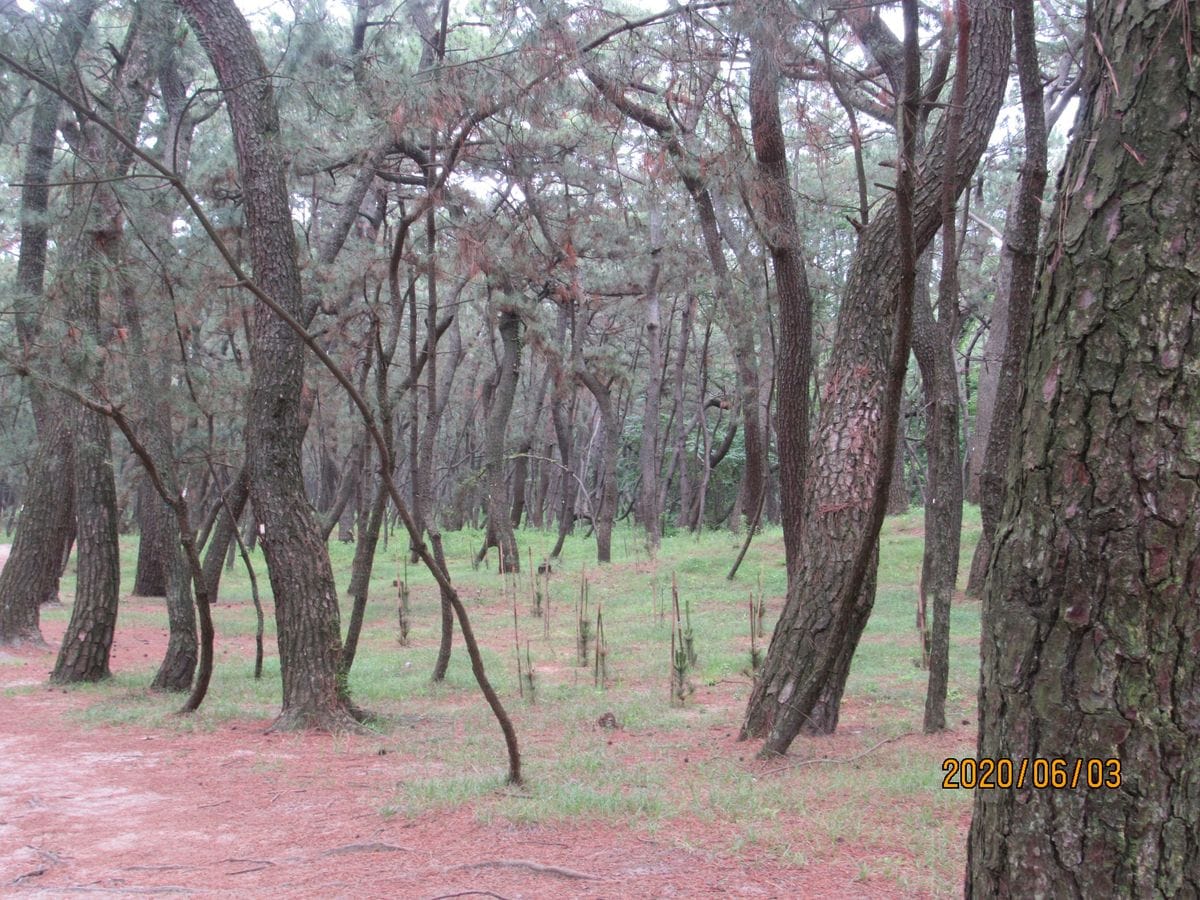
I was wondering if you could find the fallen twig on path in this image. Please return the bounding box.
[759,731,920,777]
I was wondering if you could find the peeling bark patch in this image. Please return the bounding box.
[1042,362,1060,403]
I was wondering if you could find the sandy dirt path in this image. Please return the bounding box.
[0,634,900,899]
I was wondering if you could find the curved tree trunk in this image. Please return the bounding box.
[180,0,356,729]
[967,1,1200,892]
[548,384,576,559]
[742,0,1010,749]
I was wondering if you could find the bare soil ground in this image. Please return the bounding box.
[0,604,973,899]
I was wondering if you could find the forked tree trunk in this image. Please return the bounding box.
[742,0,1010,749]
[181,0,356,729]
[967,2,1200,892]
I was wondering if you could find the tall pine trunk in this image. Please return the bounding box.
[965,0,1049,598]
[0,0,98,646]
[181,0,356,729]
[966,2,1200,893]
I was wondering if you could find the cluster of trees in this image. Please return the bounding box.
[0,0,1195,889]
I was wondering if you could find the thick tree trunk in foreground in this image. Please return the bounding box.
[743,0,1010,748]
[966,3,1200,894]
[51,414,119,682]
[181,0,355,729]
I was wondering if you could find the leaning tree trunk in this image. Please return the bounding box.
[742,0,1010,747]
[548,383,576,559]
[181,0,356,729]
[967,1,1200,893]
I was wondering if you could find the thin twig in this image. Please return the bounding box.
[759,731,919,777]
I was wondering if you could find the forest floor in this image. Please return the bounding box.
[0,512,981,898]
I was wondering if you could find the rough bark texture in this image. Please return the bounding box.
[50,406,120,683]
[0,419,73,645]
[919,1,970,734]
[966,3,1200,894]
[742,0,1010,746]
[886,418,909,514]
[0,0,98,647]
[52,0,173,683]
[966,0,1049,598]
[51,234,122,684]
[180,0,355,729]
[747,1,813,574]
[133,478,172,596]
